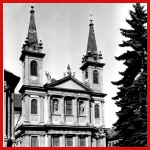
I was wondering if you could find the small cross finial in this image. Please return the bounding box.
[90,13,93,20]
[30,6,35,13]
[90,14,93,24]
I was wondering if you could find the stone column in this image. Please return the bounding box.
[93,138,96,147]
[25,94,29,123]
[47,134,52,147]
[40,135,45,147]
[101,102,105,127]
[40,96,44,123]
[75,135,78,146]
[100,136,106,147]
[24,135,30,147]
[74,97,78,124]
[61,96,65,124]
[88,136,92,147]
[62,135,65,147]
[47,95,52,124]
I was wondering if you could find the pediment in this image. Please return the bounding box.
[46,76,92,92]
[54,80,86,91]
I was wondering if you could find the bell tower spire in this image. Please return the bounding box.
[86,16,98,56]
[80,17,105,92]
[27,6,38,47]
[20,6,45,86]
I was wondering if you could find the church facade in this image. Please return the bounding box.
[14,6,107,147]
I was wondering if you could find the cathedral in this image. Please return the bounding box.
[14,6,107,147]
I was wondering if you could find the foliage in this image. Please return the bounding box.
[111,3,147,146]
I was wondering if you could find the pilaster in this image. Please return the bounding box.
[47,95,52,124]
[101,101,105,127]
[91,102,94,125]
[40,135,45,146]
[24,55,29,85]
[62,135,65,147]
[24,94,30,123]
[75,135,78,146]
[47,134,52,147]
[87,98,91,124]
[74,97,78,124]
[40,96,44,123]
[61,96,65,124]
[88,136,92,147]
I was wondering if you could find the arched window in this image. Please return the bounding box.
[79,101,84,115]
[93,70,99,84]
[31,60,38,76]
[85,70,88,79]
[95,104,99,118]
[53,99,59,113]
[31,99,37,114]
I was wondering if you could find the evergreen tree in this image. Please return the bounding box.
[111,3,147,146]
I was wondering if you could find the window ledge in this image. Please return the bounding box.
[78,115,86,117]
[65,115,74,117]
[30,114,38,116]
[52,113,61,116]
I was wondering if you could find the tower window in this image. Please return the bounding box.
[31,60,38,76]
[95,104,100,118]
[93,70,99,84]
[85,70,88,79]
[31,99,37,114]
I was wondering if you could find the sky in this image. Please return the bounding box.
[4,3,147,128]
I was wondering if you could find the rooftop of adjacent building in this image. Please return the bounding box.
[107,127,119,141]
[4,69,20,90]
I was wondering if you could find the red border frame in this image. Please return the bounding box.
[2,0,149,149]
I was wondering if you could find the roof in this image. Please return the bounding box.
[107,127,118,140]
[4,69,20,90]
[86,20,98,55]
[28,6,38,45]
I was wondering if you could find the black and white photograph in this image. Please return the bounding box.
[4,3,147,147]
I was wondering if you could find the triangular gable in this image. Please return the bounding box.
[46,76,92,92]
[54,80,86,91]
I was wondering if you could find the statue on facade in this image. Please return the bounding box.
[67,64,72,76]
[98,126,105,138]
[85,78,90,87]
[53,100,58,113]
[45,71,51,84]
[79,101,84,115]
